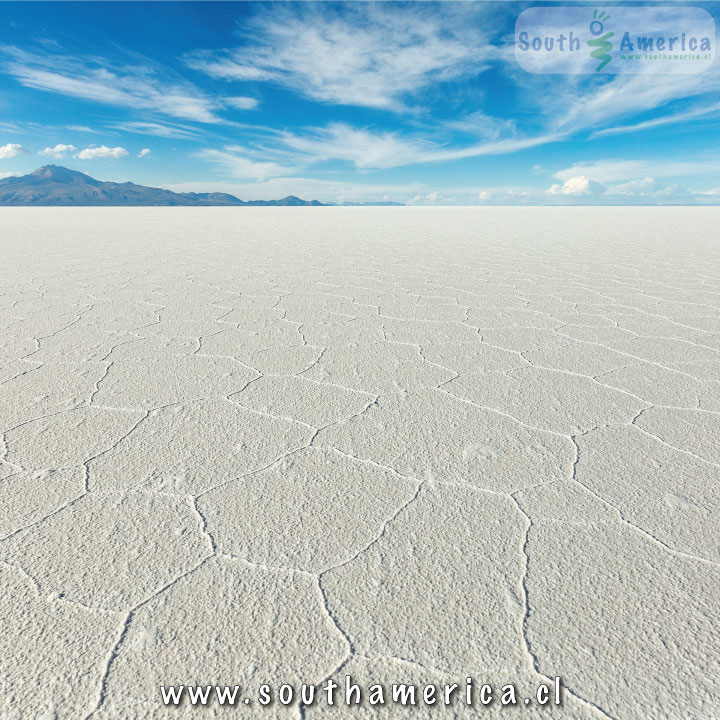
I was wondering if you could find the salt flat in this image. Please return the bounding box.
[1,207,719,719]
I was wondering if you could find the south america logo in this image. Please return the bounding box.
[588,9,614,71]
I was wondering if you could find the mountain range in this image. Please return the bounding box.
[0,166,330,206]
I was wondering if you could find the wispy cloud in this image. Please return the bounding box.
[0,142,28,159]
[223,96,259,111]
[3,4,718,205]
[194,146,295,180]
[554,158,720,183]
[591,100,720,139]
[75,145,128,160]
[442,111,518,140]
[610,177,657,196]
[404,180,719,206]
[66,125,101,134]
[281,124,430,169]
[112,121,199,140]
[551,69,720,137]
[279,122,563,170]
[186,54,273,82]
[408,191,443,205]
[1,45,222,123]
[188,4,497,111]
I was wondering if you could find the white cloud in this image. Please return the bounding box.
[610,177,656,196]
[547,176,605,196]
[280,122,564,171]
[507,14,720,142]
[420,132,565,164]
[0,171,20,179]
[438,181,708,205]
[444,111,518,140]
[223,96,259,111]
[0,142,28,159]
[113,121,198,140]
[162,175,719,206]
[554,161,648,184]
[282,124,428,170]
[188,4,495,111]
[195,146,295,181]
[248,42,720,169]
[1,46,221,123]
[407,191,445,205]
[591,100,720,139]
[555,159,720,184]
[186,56,273,82]
[551,60,720,137]
[417,177,720,205]
[75,145,128,160]
[65,125,99,134]
[137,148,151,158]
[39,143,76,159]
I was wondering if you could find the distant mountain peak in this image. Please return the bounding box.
[0,166,328,207]
[31,165,94,183]
[32,164,61,176]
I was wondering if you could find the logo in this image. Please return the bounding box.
[515,6,715,74]
[587,10,614,71]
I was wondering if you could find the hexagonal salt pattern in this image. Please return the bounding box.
[1,207,719,719]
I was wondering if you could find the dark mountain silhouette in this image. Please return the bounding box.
[0,166,328,206]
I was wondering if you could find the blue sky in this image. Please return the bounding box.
[0,1,718,204]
